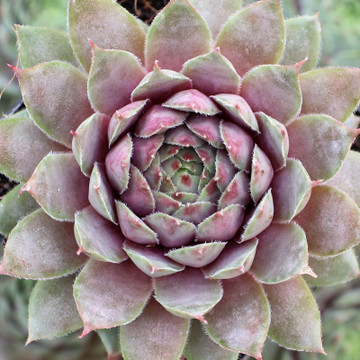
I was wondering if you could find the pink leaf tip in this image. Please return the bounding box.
[196,315,208,324]
[88,38,96,49]
[80,326,92,338]
[7,64,19,72]
[18,183,30,196]
[70,130,77,137]
[295,57,308,73]
[76,247,84,256]
[312,179,323,187]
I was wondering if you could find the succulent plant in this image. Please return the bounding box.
[1,0,360,359]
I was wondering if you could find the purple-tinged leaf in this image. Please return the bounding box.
[204,273,270,359]
[202,239,258,280]
[241,189,274,241]
[123,240,184,277]
[251,223,308,284]
[144,213,196,247]
[220,122,254,171]
[88,46,146,116]
[215,149,237,191]
[105,134,132,194]
[287,114,357,180]
[68,0,146,71]
[186,114,223,148]
[132,62,192,102]
[195,145,216,173]
[132,134,164,171]
[23,153,89,221]
[74,260,152,334]
[121,166,155,217]
[72,113,110,176]
[154,268,222,319]
[163,89,220,115]
[241,64,302,124]
[166,242,226,268]
[16,25,80,68]
[144,154,163,191]
[15,62,93,148]
[255,112,289,170]
[218,171,250,210]
[271,158,312,222]
[0,114,66,182]
[295,185,360,257]
[184,319,239,360]
[145,0,211,71]
[280,15,321,72]
[165,125,205,147]
[159,144,180,162]
[160,172,177,193]
[115,201,158,245]
[121,298,190,360]
[211,94,258,132]
[162,157,183,180]
[197,205,244,242]
[173,202,217,225]
[250,145,274,204]
[300,68,360,122]
[89,163,117,224]
[198,178,221,203]
[153,191,181,214]
[172,169,201,193]
[0,209,86,279]
[27,276,82,344]
[74,206,128,263]
[265,277,324,353]
[198,168,212,193]
[182,49,241,95]
[172,191,198,204]
[305,250,360,287]
[177,148,202,163]
[215,0,285,76]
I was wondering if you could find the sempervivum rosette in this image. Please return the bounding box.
[1,0,360,359]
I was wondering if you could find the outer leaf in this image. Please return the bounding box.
[295,186,360,257]
[280,15,321,72]
[305,250,360,287]
[0,115,66,182]
[15,62,93,148]
[0,209,86,279]
[145,0,211,71]
[16,25,79,68]
[97,328,121,359]
[215,0,285,76]
[154,268,223,319]
[74,260,152,334]
[241,64,302,124]
[27,276,82,343]
[265,276,324,353]
[68,0,146,71]
[0,183,38,237]
[184,320,239,360]
[300,68,360,122]
[121,298,190,360]
[287,114,357,181]
[88,46,146,116]
[23,153,89,221]
[204,273,270,359]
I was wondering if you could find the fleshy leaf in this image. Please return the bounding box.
[123,240,184,277]
[251,223,308,284]
[280,15,321,72]
[74,206,128,263]
[27,276,82,343]
[16,25,80,68]
[88,46,146,116]
[74,260,152,333]
[202,239,258,279]
[300,68,360,122]
[215,150,237,191]
[181,49,241,95]
[15,62,93,148]
[153,191,181,214]
[144,154,163,191]
[305,250,360,287]
[173,202,217,225]
[0,183,38,237]
[204,273,270,359]
[154,268,222,319]
[294,185,360,257]
[0,209,86,279]
[68,0,146,71]
[265,276,324,353]
[198,178,221,203]
[23,153,89,221]
[121,298,190,360]
[271,158,312,222]
[287,114,357,180]
[184,319,239,360]
[145,0,211,71]
[97,328,121,359]
[241,64,302,124]
[215,0,285,76]
[0,114,66,182]
[165,125,205,147]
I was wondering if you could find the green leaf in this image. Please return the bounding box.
[97,328,121,358]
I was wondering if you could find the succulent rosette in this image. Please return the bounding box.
[1,0,360,359]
